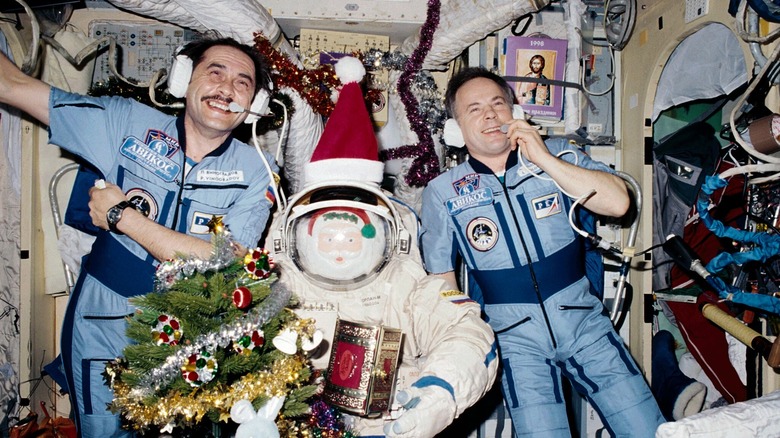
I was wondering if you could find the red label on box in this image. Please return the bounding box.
[330,342,366,388]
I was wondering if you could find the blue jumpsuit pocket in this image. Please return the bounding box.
[116,166,175,225]
[494,316,531,334]
[558,304,595,311]
[80,357,128,437]
[483,304,534,335]
[179,184,247,236]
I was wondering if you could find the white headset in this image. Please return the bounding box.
[167,52,272,124]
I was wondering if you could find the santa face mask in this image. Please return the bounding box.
[290,207,391,289]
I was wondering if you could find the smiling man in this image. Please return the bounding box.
[420,67,664,437]
[0,35,277,437]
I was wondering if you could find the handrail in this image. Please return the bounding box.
[48,162,80,294]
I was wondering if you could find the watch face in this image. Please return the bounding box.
[107,201,131,230]
[107,206,122,225]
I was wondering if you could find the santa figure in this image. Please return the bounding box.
[293,206,389,287]
[268,56,498,437]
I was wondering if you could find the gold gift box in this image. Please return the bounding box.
[323,319,403,417]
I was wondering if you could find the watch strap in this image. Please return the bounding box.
[107,200,132,234]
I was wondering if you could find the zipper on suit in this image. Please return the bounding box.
[498,176,558,348]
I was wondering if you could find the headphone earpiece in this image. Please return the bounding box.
[243,88,271,124]
[443,118,465,148]
[167,54,192,99]
[512,104,526,120]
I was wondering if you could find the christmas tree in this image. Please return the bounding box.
[105,222,353,437]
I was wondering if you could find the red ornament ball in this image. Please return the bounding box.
[232,286,252,309]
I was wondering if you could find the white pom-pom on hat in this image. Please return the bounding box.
[334,56,365,84]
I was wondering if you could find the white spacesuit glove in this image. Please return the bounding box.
[383,379,457,438]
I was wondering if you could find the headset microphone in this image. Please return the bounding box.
[228,101,273,119]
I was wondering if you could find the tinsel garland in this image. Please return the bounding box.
[154,225,237,292]
[126,275,294,396]
[109,354,308,430]
[389,0,443,187]
[254,36,388,119]
[254,36,341,116]
[363,49,447,146]
[306,399,356,438]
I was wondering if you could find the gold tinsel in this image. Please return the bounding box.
[111,355,308,430]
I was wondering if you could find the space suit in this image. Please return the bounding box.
[268,181,499,437]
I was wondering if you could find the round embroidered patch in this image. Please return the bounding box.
[466,217,499,252]
[126,188,158,221]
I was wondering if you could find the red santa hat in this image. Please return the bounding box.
[302,56,384,186]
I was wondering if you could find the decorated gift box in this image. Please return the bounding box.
[324,319,403,417]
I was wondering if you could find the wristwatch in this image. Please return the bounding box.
[106,200,133,234]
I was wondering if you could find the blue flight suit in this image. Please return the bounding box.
[420,138,664,437]
[48,88,277,437]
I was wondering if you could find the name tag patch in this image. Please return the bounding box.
[532,193,561,219]
[196,169,245,183]
[190,212,215,235]
[447,187,493,215]
[466,217,499,252]
[120,136,181,182]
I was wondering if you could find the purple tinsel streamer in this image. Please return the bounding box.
[392,0,441,187]
[310,399,355,437]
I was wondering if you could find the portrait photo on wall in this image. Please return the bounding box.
[504,36,567,121]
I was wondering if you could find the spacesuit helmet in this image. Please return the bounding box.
[283,182,400,290]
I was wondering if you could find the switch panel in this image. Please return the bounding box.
[89,20,197,85]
